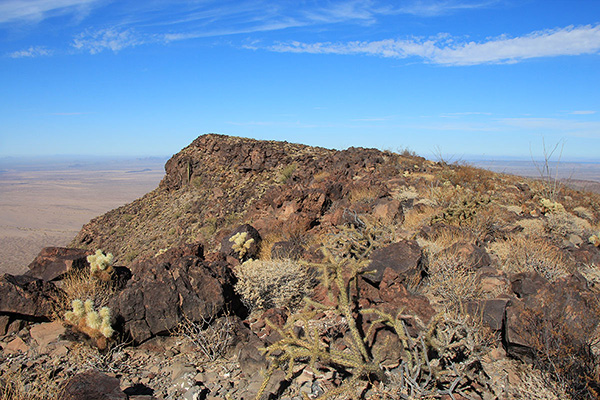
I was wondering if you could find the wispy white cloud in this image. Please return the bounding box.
[269,24,600,66]
[72,28,145,54]
[0,0,101,24]
[394,0,498,17]
[571,110,597,115]
[494,117,600,138]
[7,46,52,58]
[47,112,91,115]
[351,116,396,122]
[440,111,492,118]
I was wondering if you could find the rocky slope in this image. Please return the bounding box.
[2,133,600,400]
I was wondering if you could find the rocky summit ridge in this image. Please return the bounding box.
[2,133,600,399]
[70,133,417,265]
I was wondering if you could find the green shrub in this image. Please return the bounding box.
[276,163,297,184]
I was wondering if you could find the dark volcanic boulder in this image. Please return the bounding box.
[25,247,92,282]
[61,370,126,400]
[110,249,231,343]
[504,273,599,362]
[0,274,62,320]
[364,240,425,285]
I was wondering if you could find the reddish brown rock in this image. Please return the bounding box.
[510,271,548,298]
[377,268,436,326]
[0,274,62,320]
[466,298,509,332]
[61,370,126,400]
[25,247,92,282]
[504,274,599,362]
[439,241,491,269]
[567,243,600,267]
[364,240,425,285]
[110,248,232,344]
[372,198,404,223]
[0,315,9,336]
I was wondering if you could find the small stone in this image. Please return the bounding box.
[30,320,66,353]
[4,336,28,354]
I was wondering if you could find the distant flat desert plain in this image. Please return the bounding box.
[1,155,599,275]
[0,157,166,275]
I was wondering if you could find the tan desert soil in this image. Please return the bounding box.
[0,159,165,274]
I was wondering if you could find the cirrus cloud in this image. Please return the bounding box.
[268,24,600,66]
[72,28,145,54]
[7,46,52,58]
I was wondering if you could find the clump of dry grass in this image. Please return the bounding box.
[487,236,574,281]
[516,218,546,237]
[349,185,382,203]
[175,314,235,362]
[59,267,115,317]
[545,211,592,238]
[425,254,482,309]
[416,224,476,256]
[0,358,65,400]
[234,259,315,312]
[402,203,439,232]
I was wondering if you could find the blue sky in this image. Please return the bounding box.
[1,0,599,160]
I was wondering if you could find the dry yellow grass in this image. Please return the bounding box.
[349,185,381,203]
[402,204,439,232]
[487,236,574,281]
[58,267,115,319]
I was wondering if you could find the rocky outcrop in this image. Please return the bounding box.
[110,244,235,344]
[70,134,426,266]
[504,273,599,362]
[25,247,92,282]
[0,274,62,320]
[61,370,126,400]
[364,240,425,285]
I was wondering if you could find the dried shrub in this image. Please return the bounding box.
[431,192,491,227]
[60,267,115,316]
[0,358,65,400]
[234,259,314,312]
[517,306,600,399]
[488,236,574,282]
[545,211,592,238]
[515,218,546,237]
[175,314,235,362]
[574,206,595,222]
[256,250,495,400]
[324,212,398,260]
[425,255,482,310]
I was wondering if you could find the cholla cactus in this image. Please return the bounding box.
[540,198,565,214]
[589,233,600,247]
[87,249,114,281]
[229,232,254,259]
[65,298,114,349]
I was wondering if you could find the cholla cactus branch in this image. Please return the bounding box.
[230,232,255,259]
[64,298,114,349]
